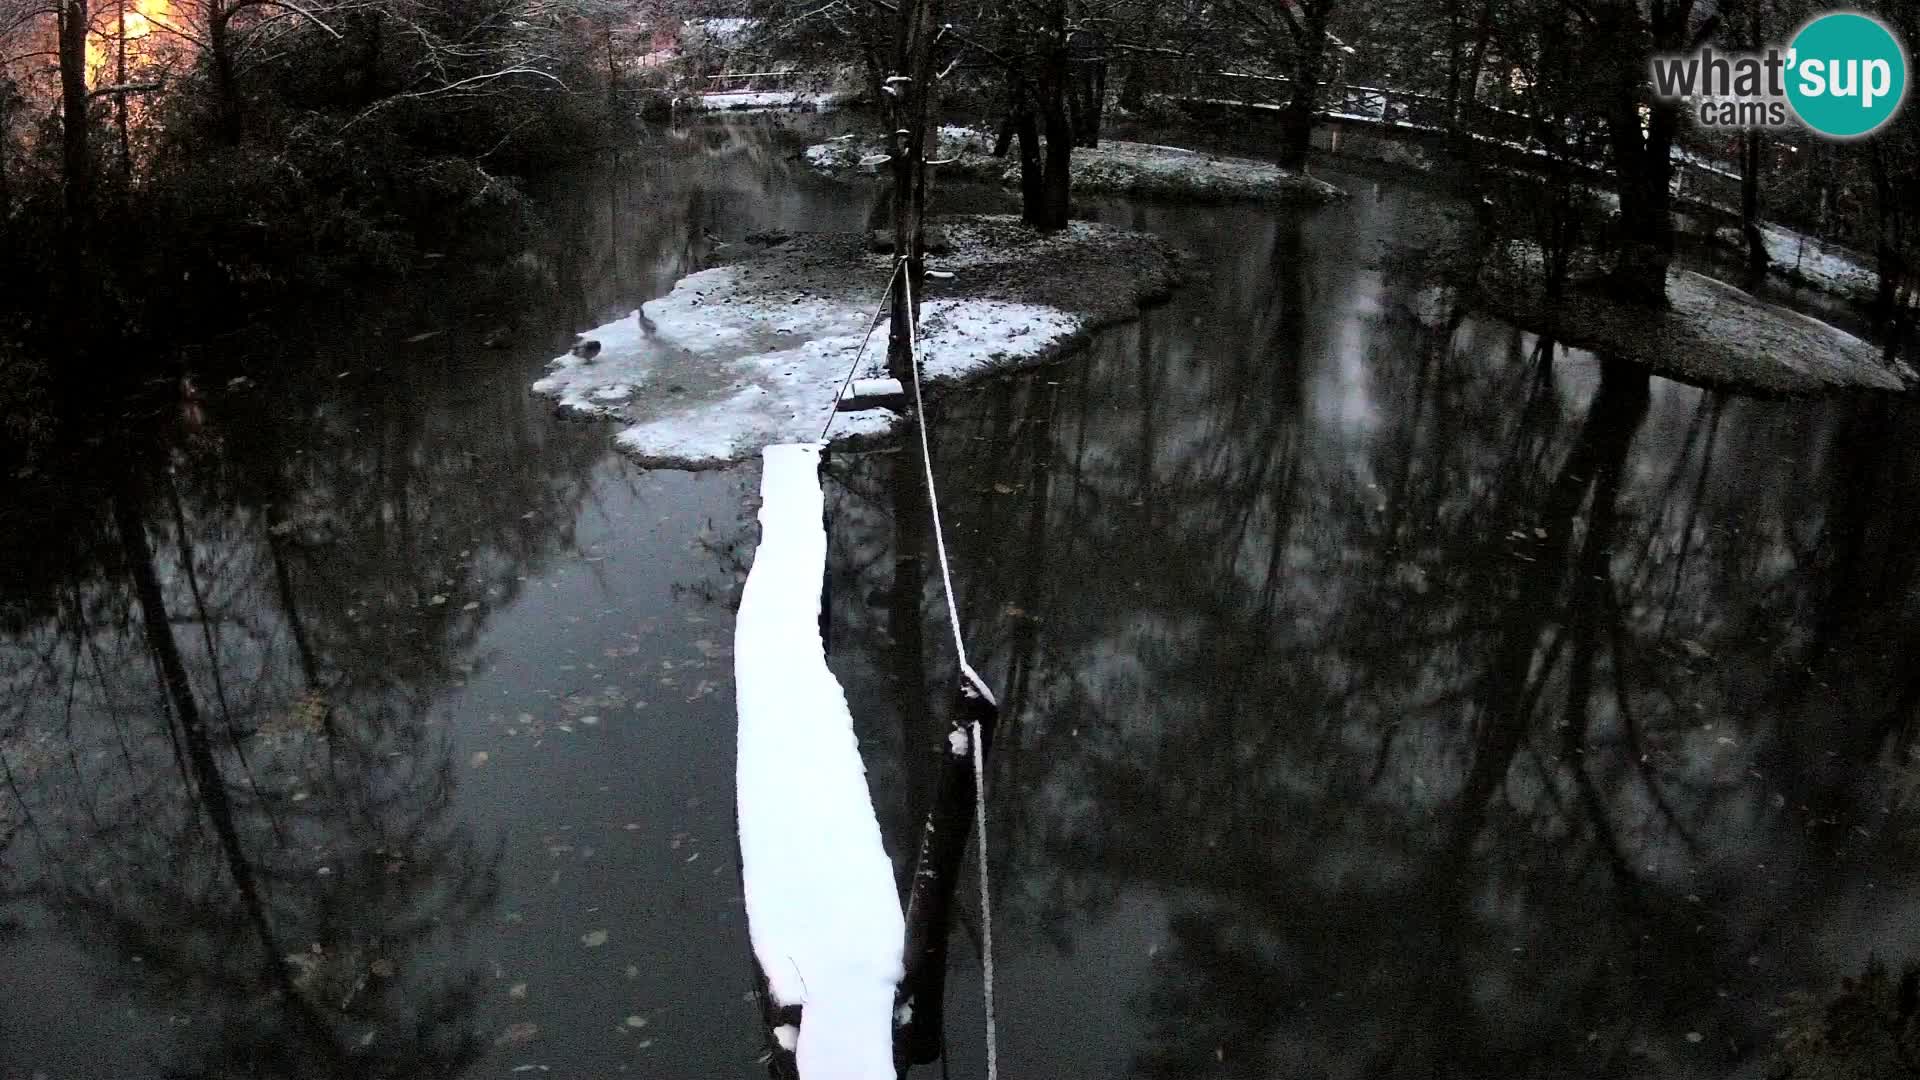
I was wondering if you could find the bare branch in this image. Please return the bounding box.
[89,80,163,97]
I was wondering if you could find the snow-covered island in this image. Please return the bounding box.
[532,215,1182,467]
[803,126,1347,205]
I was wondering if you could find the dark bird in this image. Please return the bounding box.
[571,339,602,361]
[637,304,658,338]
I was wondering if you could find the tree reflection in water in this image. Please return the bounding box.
[828,188,1920,1079]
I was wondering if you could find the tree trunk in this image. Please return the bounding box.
[211,12,243,145]
[1117,59,1145,111]
[1014,94,1044,227]
[0,82,14,212]
[1741,129,1768,284]
[1445,0,1466,128]
[1739,0,1767,284]
[885,0,942,382]
[1462,0,1494,117]
[1870,141,1910,344]
[605,18,620,122]
[1069,35,1105,149]
[1035,47,1072,231]
[116,0,131,180]
[1602,7,1677,307]
[57,0,92,223]
[352,8,384,105]
[1278,2,1333,172]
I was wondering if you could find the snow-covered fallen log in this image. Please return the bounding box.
[735,443,904,1079]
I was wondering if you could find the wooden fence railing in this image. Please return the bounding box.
[1189,70,1746,210]
[703,69,835,95]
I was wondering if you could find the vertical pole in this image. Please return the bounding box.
[894,678,998,1069]
[818,446,832,656]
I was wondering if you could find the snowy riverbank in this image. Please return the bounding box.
[803,127,1346,205]
[531,215,1182,467]
[1479,249,1910,395]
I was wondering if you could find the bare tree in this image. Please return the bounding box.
[1228,0,1339,170]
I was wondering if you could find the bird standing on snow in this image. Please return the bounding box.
[637,304,658,338]
[570,340,601,361]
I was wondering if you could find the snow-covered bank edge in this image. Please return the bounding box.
[692,90,854,113]
[531,216,1183,467]
[1476,248,1910,395]
[1710,222,1882,304]
[803,128,1346,205]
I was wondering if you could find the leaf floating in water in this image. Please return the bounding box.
[992,483,1016,495]
[509,982,528,999]
[579,715,599,726]
[495,1022,539,1046]
[1685,1032,1703,1043]
[370,958,396,978]
[625,965,640,979]
[463,601,480,611]
[625,1015,649,1029]
[429,594,448,606]
[470,751,490,769]
[581,929,608,948]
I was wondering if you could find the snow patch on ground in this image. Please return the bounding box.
[1714,222,1881,301]
[532,270,1075,465]
[533,217,1178,467]
[1481,246,1908,394]
[694,90,843,112]
[735,443,903,1080]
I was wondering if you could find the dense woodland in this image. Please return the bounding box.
[2,0,1918,453]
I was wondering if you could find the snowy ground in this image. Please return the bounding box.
[1713,222,1881,303]
[803,129,1346,205]
[692,90,847,112]
[1481,250,1909,394]
[532,217,1182,467]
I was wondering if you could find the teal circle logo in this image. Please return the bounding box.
[1786,12,1907,138]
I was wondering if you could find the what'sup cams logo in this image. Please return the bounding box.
[1650,11,1908,137]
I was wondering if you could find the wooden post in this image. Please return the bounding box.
[893,678,998,1069]
[818,444,832,657]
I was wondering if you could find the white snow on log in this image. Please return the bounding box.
[735,443,904,1080]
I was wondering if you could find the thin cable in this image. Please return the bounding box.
[900,257,999,1080]
[820,261,905,442]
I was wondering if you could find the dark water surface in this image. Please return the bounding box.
[5,119,1920,1080]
